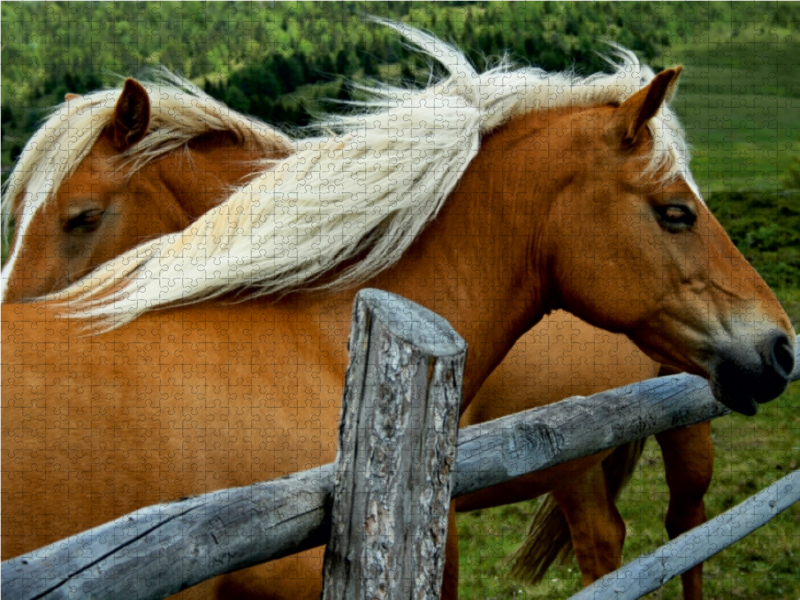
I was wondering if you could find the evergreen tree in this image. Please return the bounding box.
[224,86,250,114]
[336,49,353,75]
[784,143,800,189]
[363,53,378,77]
[336,81,352,102]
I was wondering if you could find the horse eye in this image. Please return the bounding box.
[64,208,104,233]
[654,204,696,231]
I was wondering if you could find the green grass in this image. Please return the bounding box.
[457,288,800,600]
[704,190,800,291]
[781,288,800,331]
[661,26,800,193]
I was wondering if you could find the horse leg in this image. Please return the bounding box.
[551,462,625,586]
[441,507,460,600]
[655,421,713,600]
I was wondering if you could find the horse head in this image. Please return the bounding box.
[1,78,291,302]
[536,67,795,414]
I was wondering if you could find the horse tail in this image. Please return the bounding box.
[508,438,646,583]
[506,493,572,583]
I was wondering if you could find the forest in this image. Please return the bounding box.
[3,2,797,141]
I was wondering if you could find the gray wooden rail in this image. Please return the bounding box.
[570,469,800,600]
[3,325,799,600]
[321,289,465,599]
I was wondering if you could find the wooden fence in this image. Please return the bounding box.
[571,468,800,600]
[3,289,799,600]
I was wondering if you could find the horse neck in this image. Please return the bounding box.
[370,112,563,403]
[143,131,280,221]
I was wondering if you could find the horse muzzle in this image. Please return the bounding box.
[709,331,796,416]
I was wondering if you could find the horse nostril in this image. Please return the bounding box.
[770,333,795,378]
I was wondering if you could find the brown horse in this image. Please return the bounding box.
[3,24,794,600]
[1,76,711,596]
[0,71,294,298]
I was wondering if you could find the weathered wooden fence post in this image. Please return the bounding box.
[321,289,467,600]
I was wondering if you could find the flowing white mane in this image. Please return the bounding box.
[34,20,690,328]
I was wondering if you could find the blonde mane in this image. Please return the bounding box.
[0,70,294,247]
[36,20,691,329]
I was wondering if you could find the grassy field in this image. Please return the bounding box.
[663,25,800,193]
[456,289,800,600]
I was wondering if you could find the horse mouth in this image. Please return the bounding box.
[708,332,795,416]
[709,375,762,416]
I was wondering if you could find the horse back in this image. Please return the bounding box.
[1,299,349,560]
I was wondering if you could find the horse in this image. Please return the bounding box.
[2,23,794,600]
[0,72,713,597]
[0,70,295,298]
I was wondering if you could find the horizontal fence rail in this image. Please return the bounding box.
[4,345,799,600]
[570,469,800,600]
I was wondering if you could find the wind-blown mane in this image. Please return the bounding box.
[43,20,691,329]
[1,70,295,244]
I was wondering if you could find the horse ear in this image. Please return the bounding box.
[611,66,682,147]
[65,93,81,102]
[663,66,682,103]
[108,79,151,152]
